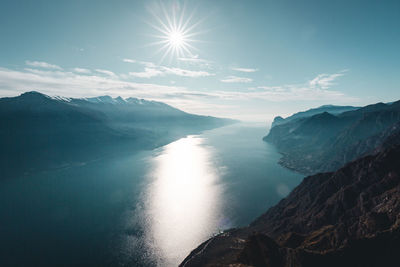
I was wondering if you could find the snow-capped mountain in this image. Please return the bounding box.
[0,91,235,178]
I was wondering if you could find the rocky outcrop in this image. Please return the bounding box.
[180,142,400,267]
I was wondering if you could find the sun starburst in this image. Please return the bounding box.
[147,2,203,63]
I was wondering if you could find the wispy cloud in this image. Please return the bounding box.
[255,86,287,92]
[73,68,91,74]
[123,58,156,67]
[309,70,347,89]
[95,69,117,77]
[129,67,164,78]
[177,55,212,68]
[126,59,214,78]
[162,67,214,77]
[0,65,351,104]
[221,76,253,83]
[241,71,351,101]
[0,64,356,121]
[231,67,258,73]
[25,60,62,70]
[155,86,355,103]
[129,66,214,78]
[0,67,185,99]
[178,56,209,63]
[122,58,136,63]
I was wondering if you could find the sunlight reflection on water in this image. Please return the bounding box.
[143,135,225,266]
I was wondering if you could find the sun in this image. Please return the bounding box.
[168,30,185,48]
[147,2,203,62]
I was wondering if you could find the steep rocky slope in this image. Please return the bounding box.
[181,141,400,267]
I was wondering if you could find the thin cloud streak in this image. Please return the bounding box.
[309,71,346,89]
[123,58,136,63]
[177,55,213,68]
[178,56,210,63]
[221,76,253,83]
[162,66,214,77]
[231,67,258,73]
[127,61,214,78]
[129,67,164,78]
[73,68,91,74]
[123,58,156,67]
[0,67,185,99]
[95,69,117,77]
[25,61,62,70]
[0,67,355,102]
[0,66,357,120]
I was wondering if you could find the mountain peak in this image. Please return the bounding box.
[20,91,47,97]
[17,91,53,103]
[115,96,125,103]
[311,111,336,119]
[318,104,335,108]
[86,95,114,104]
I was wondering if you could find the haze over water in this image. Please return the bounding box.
[0,123,302,266]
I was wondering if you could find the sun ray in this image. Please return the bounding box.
[180,8,196,34]
[148,23,170,37]
[161,4,174,31]
[159,47,171,63]
[177,3,186,32]
[182,17,203,35]
[172,5,177,30]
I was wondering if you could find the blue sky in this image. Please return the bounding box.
[0,0,399,121]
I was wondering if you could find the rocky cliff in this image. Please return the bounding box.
[181,141,400,267]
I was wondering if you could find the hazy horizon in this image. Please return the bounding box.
[1,0,399,121]
[4,90,392,123]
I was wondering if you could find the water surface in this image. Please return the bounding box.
[0,123,302,266]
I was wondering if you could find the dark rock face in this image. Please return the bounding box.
[264,100,400,175]
[180,143,400,267]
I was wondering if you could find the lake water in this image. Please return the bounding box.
[0,123,303,266]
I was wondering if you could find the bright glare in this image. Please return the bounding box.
[143,136,224,266]
[168,30,185,48]
[147,2,203,62]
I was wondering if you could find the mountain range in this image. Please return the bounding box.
[264,101,400,175]
[271,105,359,128]
[0,91,234,178]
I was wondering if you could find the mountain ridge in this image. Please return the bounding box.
[271,104,359,127]
[264,100,400,175]
[0,91,235,179]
